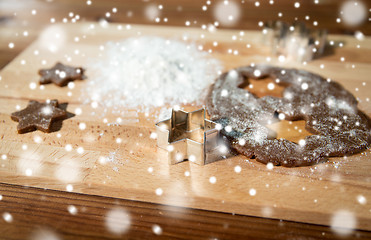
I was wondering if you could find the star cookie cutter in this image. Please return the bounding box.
[155,108,224,165]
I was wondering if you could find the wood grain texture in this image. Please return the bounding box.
[0,22,371,235]
[0,0,370,69]
[1,183,370,240]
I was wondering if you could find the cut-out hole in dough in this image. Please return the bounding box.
[238,77,288,98]
[266,119,313,144]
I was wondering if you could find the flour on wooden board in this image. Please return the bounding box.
[83,36,221,113]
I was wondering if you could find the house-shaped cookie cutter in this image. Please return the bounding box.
[155,108,223,165]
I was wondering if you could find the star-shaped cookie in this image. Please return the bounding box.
[39,62,85,86]
[11,100,67,133]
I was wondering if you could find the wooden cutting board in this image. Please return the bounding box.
[1,23,370,231]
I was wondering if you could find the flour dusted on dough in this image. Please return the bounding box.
[206,65,371,167]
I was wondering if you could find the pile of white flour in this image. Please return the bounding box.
[84,37,221,113]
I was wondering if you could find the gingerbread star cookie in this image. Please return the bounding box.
[11,100,67,133]
[39,62,85,86]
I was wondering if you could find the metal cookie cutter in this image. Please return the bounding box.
[155,108,224,165]
[262,21,327,62]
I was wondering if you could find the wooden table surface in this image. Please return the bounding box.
[1,1,371,239]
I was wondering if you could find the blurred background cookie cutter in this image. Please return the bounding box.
[262,21,327,62]
[155,108,225,165]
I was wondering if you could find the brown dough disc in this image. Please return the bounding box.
[206,65,371,167]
